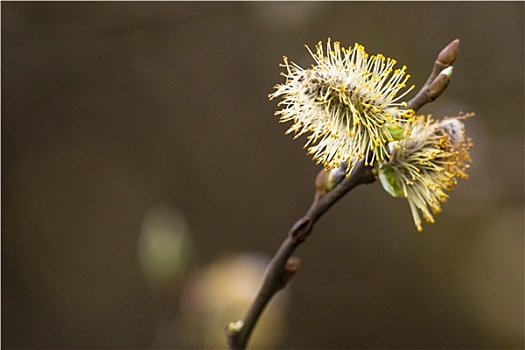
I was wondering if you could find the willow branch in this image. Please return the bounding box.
[225,38,460,350]
[226,160,375,349]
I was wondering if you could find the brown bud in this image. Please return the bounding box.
[437,38,460,66]
[276,256,302,290]
[285,256,301,275]
[315,165,347,195]
[428,67,452,100]
[315,169,330,195]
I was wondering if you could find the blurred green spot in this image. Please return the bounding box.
[138,206,193,286]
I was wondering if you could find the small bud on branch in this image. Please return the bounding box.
[437,38,460,66]
[407,39,459,111]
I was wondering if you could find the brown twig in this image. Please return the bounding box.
[226,160,375,349]
[225,38,460,350]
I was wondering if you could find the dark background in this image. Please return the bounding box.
[2,2,524,349]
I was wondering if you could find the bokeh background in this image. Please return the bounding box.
[2,2,524,349]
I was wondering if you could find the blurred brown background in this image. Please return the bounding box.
[2,2,524,349]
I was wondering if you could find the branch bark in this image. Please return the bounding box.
[225,38,460,350]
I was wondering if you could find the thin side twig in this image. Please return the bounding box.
[225,38,460,350]
[406,38,459,111]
